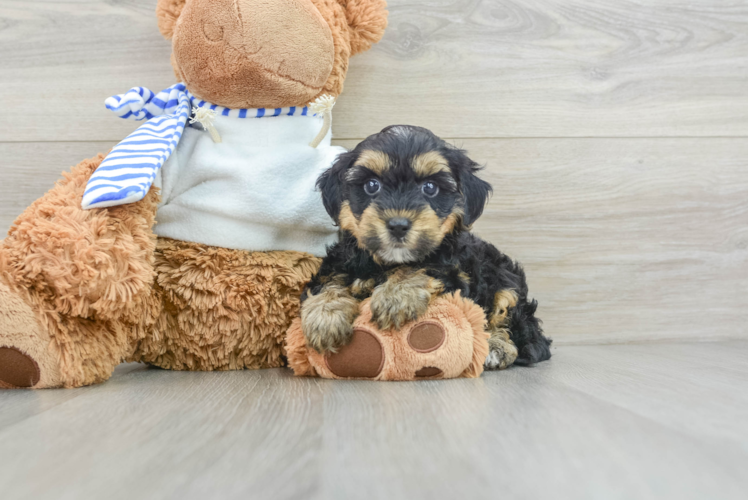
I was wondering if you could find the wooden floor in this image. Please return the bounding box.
[1,341,747,500]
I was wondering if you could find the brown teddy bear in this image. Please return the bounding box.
[0,0,388,389]
[286,293,490,380]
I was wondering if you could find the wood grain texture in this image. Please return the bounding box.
[2,138,746,344]
[1,341,747,500]
[1,0,748,141]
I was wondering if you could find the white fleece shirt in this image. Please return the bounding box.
[153,113,344,256]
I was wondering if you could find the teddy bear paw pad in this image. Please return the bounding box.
[325,328,384,378]
[0,346,41,388]
[407,322,446,353]
[415,366,443,378]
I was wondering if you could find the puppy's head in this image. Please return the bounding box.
[318,125,492,264]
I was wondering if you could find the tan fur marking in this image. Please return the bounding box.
[485,290,519,370]
[319,273,347,287]
[489,289,518,329]
[344,205,462,264]
[339,202,378,253]
[369,269,443,330]
[343,200,461,264]
[411,151,450,178]
[356,150,391,176]
[351,278,376,297]
[440,211,463,237]
[338,202,358,233]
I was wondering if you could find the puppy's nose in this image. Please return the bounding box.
[387,218,412,240]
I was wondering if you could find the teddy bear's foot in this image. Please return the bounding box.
[323,322,449,379]
[0,281,62,389]
[0,347,40,388]
[286,293,491,380]
[325,327,385,379]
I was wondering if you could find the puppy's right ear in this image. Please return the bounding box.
[317,150,356,223]
[156,0,187,39]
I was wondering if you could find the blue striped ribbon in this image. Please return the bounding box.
[82,83,315,210]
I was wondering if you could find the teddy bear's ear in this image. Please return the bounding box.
[339,0,389,55]
[156,0,187,40]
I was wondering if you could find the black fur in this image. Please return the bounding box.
[307,125,551,366]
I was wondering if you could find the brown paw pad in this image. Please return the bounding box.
[415,366,443,378]
[325,328,384,378]
[0,346,41,388]
[408,322,446,353]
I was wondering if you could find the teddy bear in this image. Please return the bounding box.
[0,0,389,389]
[285,293,490,380]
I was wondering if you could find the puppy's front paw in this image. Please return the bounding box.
[369,275,436,330]
[484,332,519,370]
[301,288,360,354]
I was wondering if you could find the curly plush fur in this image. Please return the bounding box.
[0,155,160,387]
[0,0,388,389]
[0,154,320,387]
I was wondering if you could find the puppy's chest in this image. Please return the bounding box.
[345,259,473,301]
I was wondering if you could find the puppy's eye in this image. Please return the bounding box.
[421,181,439,198]
[364,179,381,195]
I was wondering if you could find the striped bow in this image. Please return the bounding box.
[81,83,191,209]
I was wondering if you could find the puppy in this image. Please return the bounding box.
[300,125,551,369]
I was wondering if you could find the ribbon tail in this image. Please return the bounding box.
[82,91,191,210]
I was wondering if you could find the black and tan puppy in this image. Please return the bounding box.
[301,125,551,369]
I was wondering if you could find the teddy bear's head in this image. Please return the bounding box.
[156,0,387,109]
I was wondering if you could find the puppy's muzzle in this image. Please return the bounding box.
[387,217,412,241]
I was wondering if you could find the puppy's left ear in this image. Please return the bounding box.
[449,148,492,226]
[461,168,492,226]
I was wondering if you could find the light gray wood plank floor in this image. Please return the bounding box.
[1,340,747,500]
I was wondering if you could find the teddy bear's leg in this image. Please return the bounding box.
[287,292,491,381]
[0,154,161,388]
[129,240,321,372]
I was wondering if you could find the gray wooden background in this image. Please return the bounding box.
[1,0,746,345]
